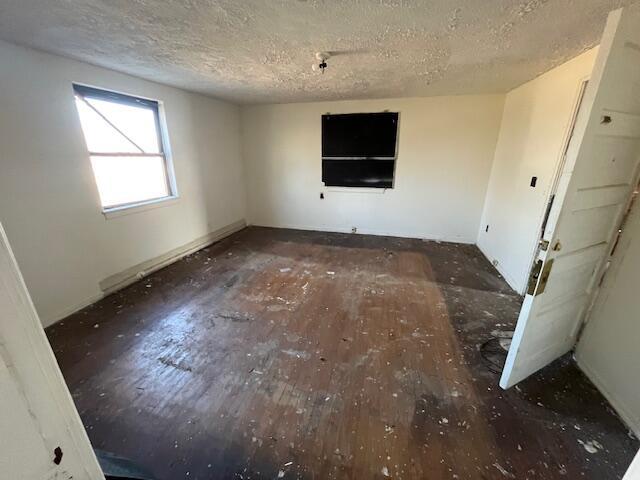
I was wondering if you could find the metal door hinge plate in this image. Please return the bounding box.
[527,259,543,295]
[535,259,554,296]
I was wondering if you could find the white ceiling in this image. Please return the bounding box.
[0,0,636,104]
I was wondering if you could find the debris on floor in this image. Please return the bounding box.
[46,227,639,480]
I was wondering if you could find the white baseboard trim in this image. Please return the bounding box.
[576,353,640,438]
[476,242,524,294]
[100,219,247,295]
[43,219,246,327]
[248,221,476,244]
[43,292,105,328]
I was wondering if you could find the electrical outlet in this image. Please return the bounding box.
[351,227,357,234]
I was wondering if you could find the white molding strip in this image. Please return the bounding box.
[99,219,246,295]
[44,292,106,328]
[576,353,640,438]
[248,221,476,244]
[476,242,525,294]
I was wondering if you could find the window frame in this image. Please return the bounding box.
[72,83,178,215]
[321,112,399,190]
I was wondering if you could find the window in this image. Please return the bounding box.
[322,112,398,188]
[73,84,175,211]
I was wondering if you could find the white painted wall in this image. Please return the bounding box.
[576,198,640,437]
[477,48,598,293]
[241,96,505,242]
[0,41,246,326]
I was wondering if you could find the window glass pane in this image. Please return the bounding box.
[90,155,169,208]
[76,97,160,153]
[85,98,161,153]
[75,98,138,153]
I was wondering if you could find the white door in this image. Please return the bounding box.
[624,450,640,480]
[0,222,104,479]
[500,4,640,389]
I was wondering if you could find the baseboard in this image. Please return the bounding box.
[576,353,640,438]
[43,292,105,328]
[248,221,476,244]
[99,219,246,296]
[476,242,524,294]
[43,220,246,327]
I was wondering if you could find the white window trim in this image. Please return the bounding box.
[325,186,389,194]
[73,83,179,216]
[103,194,180,219]
[101,99,179,220]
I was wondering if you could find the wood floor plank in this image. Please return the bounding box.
[46,227,638,479]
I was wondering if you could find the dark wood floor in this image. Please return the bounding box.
[46,227,638,480]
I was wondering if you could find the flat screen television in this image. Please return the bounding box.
[322,112,398,188]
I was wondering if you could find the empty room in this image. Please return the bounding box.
[2,1,640,479]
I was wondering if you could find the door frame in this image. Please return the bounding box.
[521,78,590,295]
[577,166,640,338]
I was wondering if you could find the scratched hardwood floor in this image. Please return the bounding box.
[46,227,638,480]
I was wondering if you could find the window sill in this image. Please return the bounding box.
[326,187,390,194]
[102,196,180,219]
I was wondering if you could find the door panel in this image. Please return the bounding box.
[575,185,630,211]
[559,204,622,251]
[501,5,640,389]
[604,46,640,112]
[542,260,599,303]
[0,359,53,478]
[0,223,104,479]
[576,137,640,186]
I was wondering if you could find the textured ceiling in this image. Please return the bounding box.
[0,0,637,104]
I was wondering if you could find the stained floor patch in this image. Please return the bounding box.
[47,227,638,479]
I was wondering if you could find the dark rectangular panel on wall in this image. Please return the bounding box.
[322,112,398,158]
[322,159,395,188]
[321,112,398,188]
